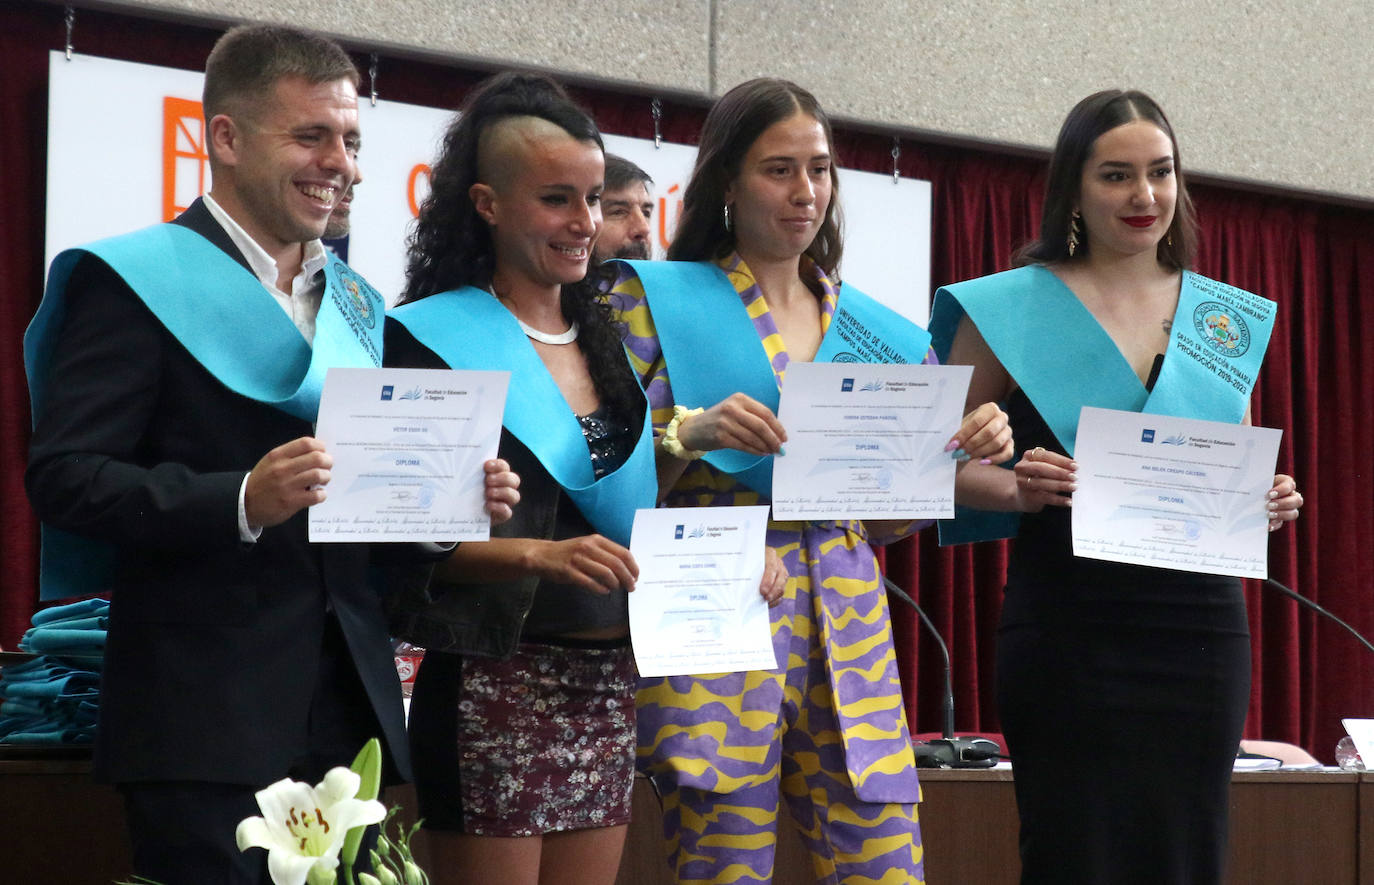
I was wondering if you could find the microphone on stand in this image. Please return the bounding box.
[1262,578,1374,654]
[883,575,1000,768]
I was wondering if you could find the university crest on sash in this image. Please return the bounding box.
[1193,301,1251,356]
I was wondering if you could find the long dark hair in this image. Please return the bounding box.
[668,78,844,275]
[401,72,640,420]
[1015,89,1198,269]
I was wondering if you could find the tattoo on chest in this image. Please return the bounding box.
[1161,318,1173,334]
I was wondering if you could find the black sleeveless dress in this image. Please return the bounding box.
[998,388,1250,885]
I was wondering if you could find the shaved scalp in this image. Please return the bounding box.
[401,70,603,302]
[477,115,584,193]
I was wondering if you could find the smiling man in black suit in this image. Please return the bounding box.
[25,24,515,884]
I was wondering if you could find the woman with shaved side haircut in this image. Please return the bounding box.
[386,72,656,885]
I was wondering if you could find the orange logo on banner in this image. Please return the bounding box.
[658,184,684,251]
[407,164,431,218]
[162,96,208,222]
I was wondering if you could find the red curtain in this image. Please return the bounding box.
[3,1,1370,761]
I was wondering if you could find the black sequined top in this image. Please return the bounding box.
[520,400,639,641]
[578,405,636,480]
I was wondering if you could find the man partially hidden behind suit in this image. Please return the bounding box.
[25,25,517,884]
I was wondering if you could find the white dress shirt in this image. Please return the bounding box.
[202,195,328,542]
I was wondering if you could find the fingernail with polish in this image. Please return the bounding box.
[950,448,967,460]
[944,439,961,452]
[979,458,993,465]
[1268,489,1278,499]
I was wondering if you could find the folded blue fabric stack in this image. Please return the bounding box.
[0,598,108,745]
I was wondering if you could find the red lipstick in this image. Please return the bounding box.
[1122,216,1156,228]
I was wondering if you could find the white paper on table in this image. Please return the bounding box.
[771,362,972,521]
[309,367,508,543]
[1071,406,1281,578]
[628,505,776,677]
[1342,719,1374,768]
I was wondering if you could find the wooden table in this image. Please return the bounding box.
[616,768,1367,884]
[2,759,1367,883]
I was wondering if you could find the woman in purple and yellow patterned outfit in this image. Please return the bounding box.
[606,78,1013,885]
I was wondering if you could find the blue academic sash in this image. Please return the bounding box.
[621,259,931,499]
[928,264,1276,543]
[388,287,656,546]
[25,223,386,600]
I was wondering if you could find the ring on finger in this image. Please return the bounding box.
[1033,446,1046,459]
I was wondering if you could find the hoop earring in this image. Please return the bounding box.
[723,203,733,232]
[1067,209,1082,257]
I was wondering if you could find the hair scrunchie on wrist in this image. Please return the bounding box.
[662,405,707,460]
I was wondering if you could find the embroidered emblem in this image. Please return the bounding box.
[333,264,378,329]
[1192,301,1250,357]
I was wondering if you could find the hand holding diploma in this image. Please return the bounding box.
[1267,473,1303,532]
[771,362,974,520]
[1012,446,1078,512]
[309,367,509,542]
[677,392,788,456]
[246,436,333,528]
[948,401,1016,466]
[481,458,521,526]
[1071,406,1282,578]
[531,534,638,595]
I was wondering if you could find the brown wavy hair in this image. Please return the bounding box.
[668,78,844,275]
[1015,89,1198,270]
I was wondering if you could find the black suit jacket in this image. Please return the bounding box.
[26,200,412,785]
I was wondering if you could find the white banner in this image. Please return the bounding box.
[46,52,931,320]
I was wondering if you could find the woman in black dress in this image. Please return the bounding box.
[932,90,1303,884]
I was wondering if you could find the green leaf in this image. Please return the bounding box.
[350,738,383,801]
[341,738,384,869]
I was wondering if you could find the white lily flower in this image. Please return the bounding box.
[235,767,388,885]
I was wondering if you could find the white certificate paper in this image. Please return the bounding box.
[1071,406,1281,578]
[309,367,508,543]
[771,362,973,520]
[628,505,777,677]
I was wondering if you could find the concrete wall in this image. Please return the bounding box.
[100,0,1374,203]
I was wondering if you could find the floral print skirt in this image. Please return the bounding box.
[409,642,637,836]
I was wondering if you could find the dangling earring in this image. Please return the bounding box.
[723,203,733,232]
[1067,209,1082,257]
[1167,231,1174,247]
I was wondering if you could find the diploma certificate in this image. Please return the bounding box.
[309,367,508,542]
[771,362,972,520]
[1071,406,1281,578]
[628,505,776,677]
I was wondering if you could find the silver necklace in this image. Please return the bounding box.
[515,315,579,345]
[486,284,579,345]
